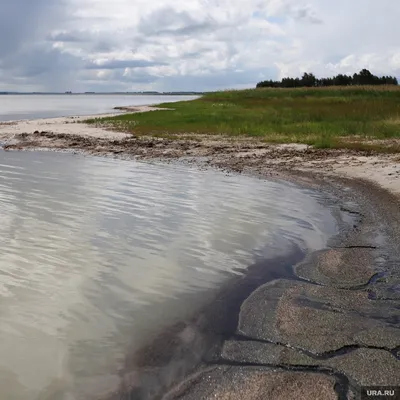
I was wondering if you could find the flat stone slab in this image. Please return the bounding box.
[294,248,376,288]
[330,348,400,386]
[370,267,400,300]
[373,286,400,300]
[221,341,400,387]
[238,279,400,354]
[221,340,318,366]
[164,366,338,400]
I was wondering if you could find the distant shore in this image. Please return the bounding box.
[0,91,205,95]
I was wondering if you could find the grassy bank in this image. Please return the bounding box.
[85,86,400,151]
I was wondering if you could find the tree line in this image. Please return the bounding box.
[256,69,398,88]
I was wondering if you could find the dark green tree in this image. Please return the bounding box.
[301,73,317,87]
[256,69,398,88]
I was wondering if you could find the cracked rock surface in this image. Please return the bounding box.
[164,366,339,400]
[221,341,400,387]
[294,248,377,288]
[238,279,400,354]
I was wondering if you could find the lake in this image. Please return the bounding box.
[0,150,338,399]
[0,94,199,122]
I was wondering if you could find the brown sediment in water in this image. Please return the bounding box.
[1,114,400,399]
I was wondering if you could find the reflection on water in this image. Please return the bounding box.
[0,150,337,399]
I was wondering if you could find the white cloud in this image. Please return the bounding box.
[0,0,399,91]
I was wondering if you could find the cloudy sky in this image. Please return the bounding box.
[1,0,399,92]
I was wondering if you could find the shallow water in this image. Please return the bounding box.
[0,94,198,121]
[0,150,337,399]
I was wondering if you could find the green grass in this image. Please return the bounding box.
[85,86,400,151]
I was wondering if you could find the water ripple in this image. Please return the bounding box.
[0,150,337,400]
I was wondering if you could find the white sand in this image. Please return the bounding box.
[0,114,127,140]
[331,155,400,195]
[296,153,400,195]
[0,106,167,141]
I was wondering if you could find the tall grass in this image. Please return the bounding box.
[85,86,400,150]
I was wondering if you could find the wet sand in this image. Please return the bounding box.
[0,110,399,399]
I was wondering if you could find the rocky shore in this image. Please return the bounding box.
[160,176,400,400]
[0,112,399,399]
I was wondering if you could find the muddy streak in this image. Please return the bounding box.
[106,246,307,400]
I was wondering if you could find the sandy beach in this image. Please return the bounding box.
[0,106,169,140]
[0,109,399,400]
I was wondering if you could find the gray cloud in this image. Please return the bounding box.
[293,6,323,24]
[0,1,67,56]
[0,0,77,91]
[78,68,161,92]
[47,31,90,43]
[138,6,217,36]
[85,59,167,70]
[0,0,399,92]
[46,29,121,55]
[92,41,116,53]
[3,45,84,92]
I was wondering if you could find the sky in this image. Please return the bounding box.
[1,0,399,92]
